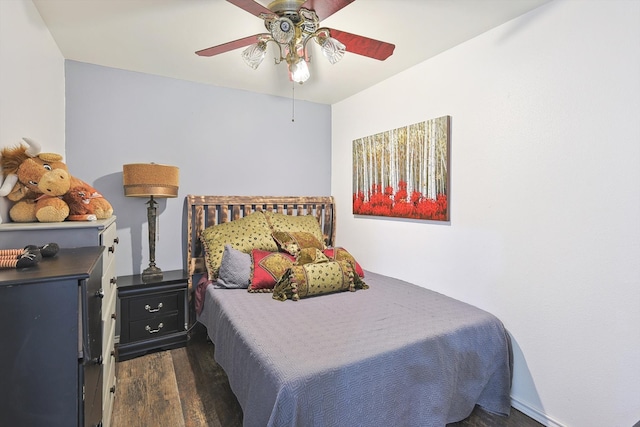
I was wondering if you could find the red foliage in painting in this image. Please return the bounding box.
[410,190,422,205]
[353,192,364,214]
[353,181,448,221]
[394,181,408,204]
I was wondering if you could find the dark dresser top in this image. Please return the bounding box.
[0,246,104,287]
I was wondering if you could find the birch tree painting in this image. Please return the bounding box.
[353,116,450,221]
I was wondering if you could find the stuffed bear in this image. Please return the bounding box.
[0,138,113,223]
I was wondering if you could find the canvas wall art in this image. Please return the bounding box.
[352,115,451,221]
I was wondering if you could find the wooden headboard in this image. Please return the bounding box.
[186,195,336,291]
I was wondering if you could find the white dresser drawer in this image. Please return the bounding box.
[102,329,117,427]
[102,252,117,324]
[102,286,117,357]
[101,221,119,276]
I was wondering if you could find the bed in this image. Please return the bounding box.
[186,195,512,427]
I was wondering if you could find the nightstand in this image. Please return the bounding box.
[116,269,189,361]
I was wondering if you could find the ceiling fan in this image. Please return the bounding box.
[196,0,395,83]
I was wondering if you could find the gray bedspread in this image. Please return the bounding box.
[197,270,512,427]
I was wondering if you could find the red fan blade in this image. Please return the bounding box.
[226,0,273,18]
[300,0,355,21]
[196,34,266,57]
[327,29,395,61]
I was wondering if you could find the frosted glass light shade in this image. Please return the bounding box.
[289,58,310,83]
[242,42,267,69]
[321,36,346,65]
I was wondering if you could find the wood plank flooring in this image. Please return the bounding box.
[111,327,542,427]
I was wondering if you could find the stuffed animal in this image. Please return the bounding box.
[0,243,59,269]
[0,139,70,222]
[64,177,113,221]
[0,138,113,223]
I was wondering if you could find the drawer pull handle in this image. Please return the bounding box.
[145,302,163,313]
[95,289,104,299]
[114,237,120,245]
[110,277,117,285]
[108,245,116,253]
[145,323,164,334]
[111,312,117,320]
[110,385,116,394]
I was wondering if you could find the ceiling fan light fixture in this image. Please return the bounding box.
[320,36,346,65]
[241,42,267,69]
[199,1,395,86]
[289,57,310,83]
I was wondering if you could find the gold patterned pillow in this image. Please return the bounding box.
[264,211,326,247]
[272,260,368,301]
[201,211,278,279]
[249,249,295,292]
[323,247,365,277]
[296,247,330,266]
[272,231,324,256]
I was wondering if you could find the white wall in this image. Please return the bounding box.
[331,1,640,426]
[65,61,331,277]
[0,0,65,222]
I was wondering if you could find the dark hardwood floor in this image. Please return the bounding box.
[111,326,542,427]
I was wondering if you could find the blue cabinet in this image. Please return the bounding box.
[0,247,104,427]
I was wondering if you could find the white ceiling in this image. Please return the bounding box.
[33,0,550,105]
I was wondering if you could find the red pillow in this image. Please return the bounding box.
[249,249,295,292]
[322,247,365,278]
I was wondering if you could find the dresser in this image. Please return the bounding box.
[117,269,189,361]
[0,218,119,427]
[0,247,105,427]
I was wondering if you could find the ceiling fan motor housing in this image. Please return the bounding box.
[264,6,320,46]
[267,0,305,16]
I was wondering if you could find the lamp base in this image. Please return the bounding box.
[141,266,163,283]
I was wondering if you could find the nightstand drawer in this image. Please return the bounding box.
[128,292,181,321]
[128,313,181,341]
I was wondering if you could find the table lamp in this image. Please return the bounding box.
[123,163,179,282]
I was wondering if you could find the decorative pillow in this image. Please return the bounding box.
[264,211,326,247]
[272,259,367,301]
[296,247,330,266]
[272,231,324,256]
[201,211,278,279]
[323,247,365,277]
[249,249,295,292]
[215,245,251,289]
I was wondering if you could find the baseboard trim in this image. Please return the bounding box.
[511,397,566,427]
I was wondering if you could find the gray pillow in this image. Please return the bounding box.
[215,244,251,289]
